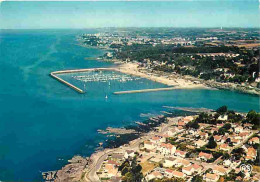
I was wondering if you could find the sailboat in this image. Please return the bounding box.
[105,95,108,99]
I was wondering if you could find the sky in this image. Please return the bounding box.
[0,0,259,29]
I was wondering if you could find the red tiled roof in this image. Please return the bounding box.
[199,152,213,159]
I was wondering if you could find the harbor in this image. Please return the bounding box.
[50,67,173,95]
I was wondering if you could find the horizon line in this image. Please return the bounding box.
[1,27,260,30]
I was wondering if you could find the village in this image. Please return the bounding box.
[94,108,260,182]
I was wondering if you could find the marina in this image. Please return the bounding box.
[50,68,171,94]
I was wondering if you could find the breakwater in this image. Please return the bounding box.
[114,87,176,94]
[50,72,85,93]
[50,68,116,94]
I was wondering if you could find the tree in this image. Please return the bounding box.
[246,110,260,127]
[121,157,143,182]
[186,120,199,129]
[207,136,217,149]
[216,106,228,114]
[121,166,129,176]
[119,160,130,171]
[191,175,203,182]
[222,153,230,160]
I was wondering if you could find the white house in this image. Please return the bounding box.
[146,171,163,181]
[144,141,155,150]
[218,115,228,121]
[198,152,213,161]
[174,150,187,158]
[173,158,190,167]
[157,143,176,156]
[163,157,176,168]
[182,165,194,176]
[213,166,228,176]
[195,140,207,147]
[234,126,243,134]
[124,150,135,159]
[204,173,219,182]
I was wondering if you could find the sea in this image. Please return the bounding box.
[0,29,259,181]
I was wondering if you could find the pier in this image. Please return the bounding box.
[113,87,176,94]
[50,72,85,93]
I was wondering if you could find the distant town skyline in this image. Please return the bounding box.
[0,1,259,29]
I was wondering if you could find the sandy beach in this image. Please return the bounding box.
[115,62,210,90]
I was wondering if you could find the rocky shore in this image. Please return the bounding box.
[42,109,197,181]
[42,156,89,182]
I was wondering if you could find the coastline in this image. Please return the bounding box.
[42,42,259,181]
[114,61,260,96]
[45,110,198,181]
[77,42,260,96]
[115,62,211,90]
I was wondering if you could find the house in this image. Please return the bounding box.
[198,152,213,161]
[235,126,243,134]
[219,144,230,152]
[204,173,219,182]
[163,157,176,167]
[175,150,187,158]
[146,171,163,181]
[165,169,174,178]
[124,150,135,159]
[213,166,228,176]
[178,121,185,127]
[173,158,190,167]
[231,138,240,145]
[192,164,203,173]
[150,136,162,144]
[243,123,253,129]
[104,164,119,178]
[144,141,155,150]
[197,132,208,140]
[176,126,184,133]
[214,135,222,142]
[217,123,224,128]
[220,136,228,144]
[218,115,228,121]
[188,129,197,135]
[167,128,177,136]
[157,134,168,143]
[246,147,257,160]
[182,116,194,123]
[210,127,218,134]
[239,132,250,139]
[107,160,120,167]
[223,159,231,167]
[172,171,185,179]
[111,153,124,162]
[249,137,259,145]
[157,143,176,155]
[223,159,241,168]
[195,140,207,147]
[108,176,121,182]
[182,165,194,175]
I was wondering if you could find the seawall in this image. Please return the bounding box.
[113,87,176,94]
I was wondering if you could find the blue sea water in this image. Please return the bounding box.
[0,29,259,181]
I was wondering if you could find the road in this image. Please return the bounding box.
[84,117,181,181]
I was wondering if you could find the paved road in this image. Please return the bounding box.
[228,130,257,154]
[84,117,181,181]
